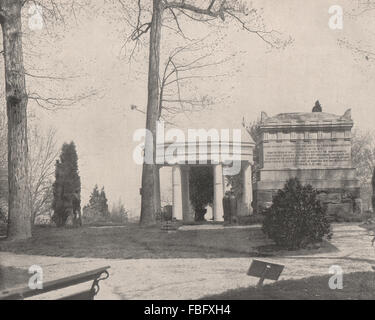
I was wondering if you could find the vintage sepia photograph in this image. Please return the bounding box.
[1,0,375,308]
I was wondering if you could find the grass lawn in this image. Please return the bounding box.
[0,222,338,259]
[204,271,375,300]
[0,223,270,259]
[1,223,374,299]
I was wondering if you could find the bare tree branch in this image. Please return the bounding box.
[28,126,59,223]
[28,90,97,110]
[338,38,375,61]
[158,40,227,120]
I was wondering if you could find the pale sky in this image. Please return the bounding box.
[10,0,375,217]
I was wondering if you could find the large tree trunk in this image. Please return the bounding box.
[139,0,163,225]
[0,0,31,239]
[154,166,161,216]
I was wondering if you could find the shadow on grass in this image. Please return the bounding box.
[256,239,338,257]
[0,266,29,291]
[203,271,375,300]
[0,224,339,260]
[0,224,261,259]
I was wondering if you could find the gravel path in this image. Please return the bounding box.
[1,224,375,299]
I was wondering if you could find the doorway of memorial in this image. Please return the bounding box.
[189,165,214,222]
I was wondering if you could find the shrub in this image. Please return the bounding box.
[262,178,332,250]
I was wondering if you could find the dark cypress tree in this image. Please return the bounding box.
[52,142,81,227]
[372,168,375,212]
[99,187,109,217]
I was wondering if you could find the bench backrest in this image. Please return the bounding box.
[0,266,110,300]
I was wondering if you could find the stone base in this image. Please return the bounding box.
[254,168,361,216]
[255,187,361,216]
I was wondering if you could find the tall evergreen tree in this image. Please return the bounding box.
[52,142,81,227]
[88,185,100,210]
[85,185,109,218]
[99,187,109,217]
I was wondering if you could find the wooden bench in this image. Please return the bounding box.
[0,266,110,300]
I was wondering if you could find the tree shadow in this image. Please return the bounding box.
[0,224,340,260]
[0,266,29,291]
[256,239,339,257]
[202,271,375,300]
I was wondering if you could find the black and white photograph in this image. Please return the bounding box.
[1,0,375,308]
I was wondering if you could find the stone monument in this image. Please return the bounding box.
[156,128,255,222]
[254,108,361,216]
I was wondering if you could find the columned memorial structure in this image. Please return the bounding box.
[254,109,361,216]
[156,129,255,222]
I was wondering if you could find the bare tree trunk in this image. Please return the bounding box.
[0,0,31,239]
[139,0,163,225]
[154,165,161,217]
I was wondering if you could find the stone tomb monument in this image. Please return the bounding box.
[254,109,361,216]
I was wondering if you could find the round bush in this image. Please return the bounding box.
[262,178,332,250]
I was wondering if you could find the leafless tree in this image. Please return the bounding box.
[348,0,375,17]
[28,126,58,224]
[339,1,375,62]
[120,0,292,225]
[132,39,232,122]
[352,129,375,185]
[0,0,91,239]
[338,38,375,62]
[158,39,230,122]
[0,110,58,225]
[351,128,375,210]
[0,0,33,239]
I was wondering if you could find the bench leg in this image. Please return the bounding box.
[90,270,110,299]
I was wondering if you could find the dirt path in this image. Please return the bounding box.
[1,224,375,299]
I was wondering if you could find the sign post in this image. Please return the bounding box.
[247,260,284,287]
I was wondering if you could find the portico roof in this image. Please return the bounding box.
[155,127,254,166]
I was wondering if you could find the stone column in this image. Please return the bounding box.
[213,164,224,221]
[241,161,253,216]
[172,165,183,220]
[181,166,194,222]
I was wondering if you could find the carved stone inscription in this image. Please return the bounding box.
[263,140,351,169]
